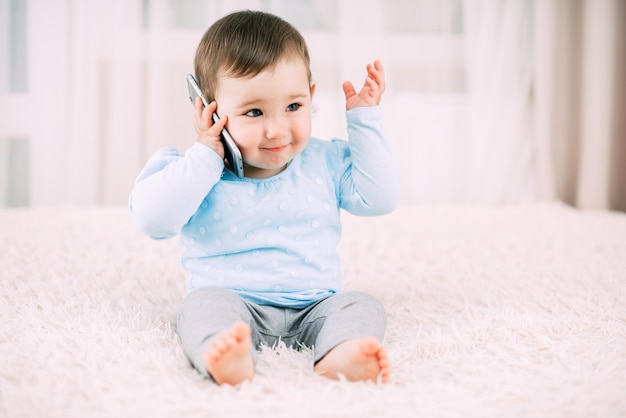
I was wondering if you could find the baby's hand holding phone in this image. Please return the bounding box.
[194,97,226,158]
[187,74,244,177]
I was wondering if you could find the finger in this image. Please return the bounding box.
[205,100,218,124]
[197,100,217,127]
[364,78,382,104]
[196,109,227,157]
[373,59,384,74]
[363,77,375,96]
[195,97,209,124]
[210,113,228,135]
[342,81,357,100]
[368,60,385,93]
[367,61,384,82]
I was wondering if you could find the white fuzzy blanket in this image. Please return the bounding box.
[1,203,625,418]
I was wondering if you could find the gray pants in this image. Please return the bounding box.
[177,286,387,379]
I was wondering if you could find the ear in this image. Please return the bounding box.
[309,82,316,100]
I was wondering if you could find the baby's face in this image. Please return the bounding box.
[214,57,315,179]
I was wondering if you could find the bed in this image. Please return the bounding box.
[1,202,625,417]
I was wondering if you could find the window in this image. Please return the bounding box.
[1,0,30,206]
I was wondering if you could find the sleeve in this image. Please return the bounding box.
[128,142,225,239]
[335,106,399,216]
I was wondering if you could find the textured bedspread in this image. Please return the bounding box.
[1,203,625,417]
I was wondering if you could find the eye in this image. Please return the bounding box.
[286,103,301,112]
[245,109,263,117]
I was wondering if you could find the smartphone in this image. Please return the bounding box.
[186,74,244,178]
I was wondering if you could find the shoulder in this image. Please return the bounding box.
[134,146,181,182]
[300,138,350,172]
[136,143,223,181]
[294,138,350,187]
[304,138,348,158]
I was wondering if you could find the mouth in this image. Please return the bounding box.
[262,144,289,153]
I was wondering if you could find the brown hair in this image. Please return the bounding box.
[194,10,312,102]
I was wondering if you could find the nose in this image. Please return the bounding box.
[264,115,288,140]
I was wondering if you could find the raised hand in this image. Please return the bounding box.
[194,97,226,158]
[342,59,386,111]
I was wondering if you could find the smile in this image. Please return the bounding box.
[263,145,289,153]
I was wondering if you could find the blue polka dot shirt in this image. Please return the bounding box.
[130,106,398,307]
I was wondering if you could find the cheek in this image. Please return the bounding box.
[292,117,312,140]
[227,124,256,148]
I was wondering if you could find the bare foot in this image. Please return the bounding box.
[204,321,254,385]
[314,337,390,383]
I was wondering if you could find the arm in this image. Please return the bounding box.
[337,60,399,215]
[128,143,224,239]
[128,97,228,239]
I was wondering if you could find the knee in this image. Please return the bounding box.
[338,291,386,316]
[328,291,387,339]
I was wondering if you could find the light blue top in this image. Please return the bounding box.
[129,106,398,308]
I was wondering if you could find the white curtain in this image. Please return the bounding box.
[461,0,535,204]
[534,0,626,211]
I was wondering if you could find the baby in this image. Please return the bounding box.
[129,10,398,385]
